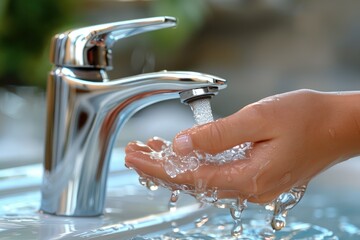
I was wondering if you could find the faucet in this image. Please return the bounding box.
[40,16,227,217]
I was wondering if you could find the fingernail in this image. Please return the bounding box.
[173,134,193,155]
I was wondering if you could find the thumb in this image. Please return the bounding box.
[173,105,271,155]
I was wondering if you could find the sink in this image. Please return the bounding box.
[0,148,206,240]
[1,152,359,239]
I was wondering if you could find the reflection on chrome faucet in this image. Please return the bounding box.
[40,16,227,217]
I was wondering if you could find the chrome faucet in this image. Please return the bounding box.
[40,16,227,217]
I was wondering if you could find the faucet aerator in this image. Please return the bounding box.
[179,86,219,104]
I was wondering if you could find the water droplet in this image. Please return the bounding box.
[271,215,286,231]
[271,185,307,231]
[146,179,158,191]
[195,215,209,228]
[328,128,336,139]
[231,221,243,237]
[168,190,180,212]
[230,208,242,220]
[139,176,147,186]
[195,179,206,192]
[229,198,247,237]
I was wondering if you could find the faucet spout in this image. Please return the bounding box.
[41,68,226,216]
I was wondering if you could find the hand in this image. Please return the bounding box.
[125,89,360,203]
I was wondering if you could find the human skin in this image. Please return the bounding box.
[125,89,360,204]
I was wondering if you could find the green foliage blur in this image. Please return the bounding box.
[0,0,209,88]
[149,0,209,58]
[0,0,83,88]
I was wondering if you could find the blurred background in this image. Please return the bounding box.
[1,0,360,168]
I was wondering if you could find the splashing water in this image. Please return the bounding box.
[266,185,308,231]
[132,97,309,237]
[151,140,252,179]
[229,198,247,237]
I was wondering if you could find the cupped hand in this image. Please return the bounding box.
[125,89,360,203]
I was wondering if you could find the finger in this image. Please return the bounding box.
[126,149,260,196]
[125,152,253,200]
[173,102,275,155]
[125,141,152,154]
[127,139,295,200]
[125,151,189,184]
[146,137,168,152]
[125,147,294,203]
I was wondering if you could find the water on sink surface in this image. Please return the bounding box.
[0,164,204,240]
[132,211,338,240]
[130,191,360,240]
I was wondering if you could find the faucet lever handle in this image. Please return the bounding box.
[50,16,177,70]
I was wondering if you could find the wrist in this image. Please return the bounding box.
[326,91,360,160]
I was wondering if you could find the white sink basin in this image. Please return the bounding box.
[0,149,206,240]
[1,152,359,239]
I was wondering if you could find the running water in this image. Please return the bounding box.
[131,97,309,238]
[188,98,214,125]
